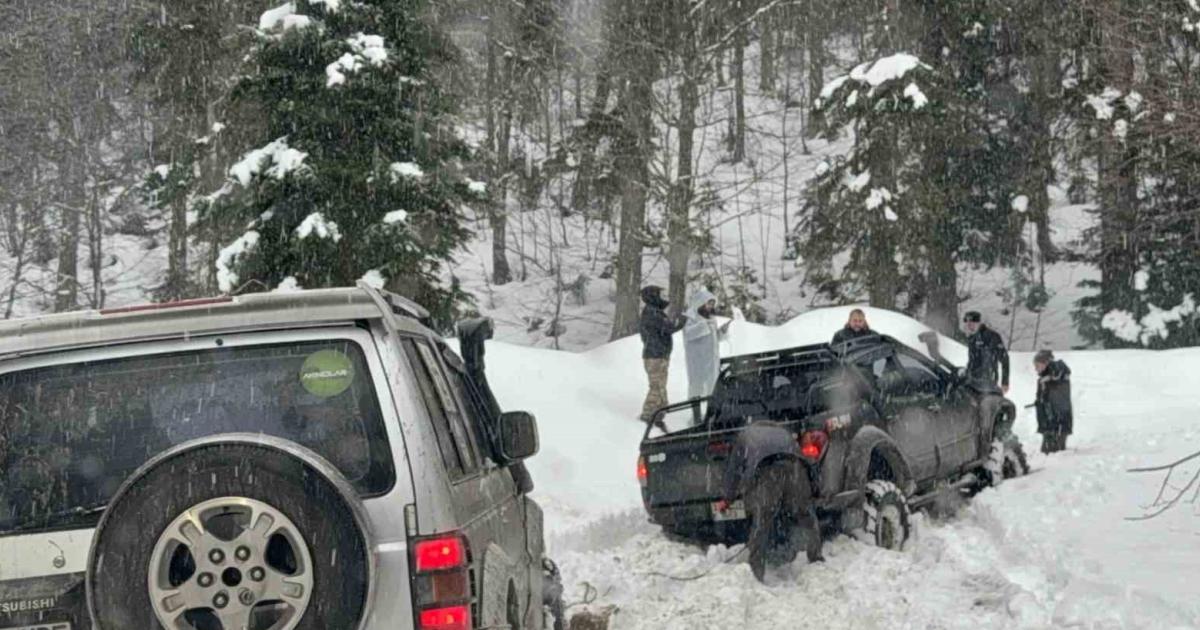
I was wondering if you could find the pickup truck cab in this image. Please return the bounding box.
[637,333,1028,577]
[0,285,563,630]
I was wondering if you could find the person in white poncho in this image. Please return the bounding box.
[683,288,730,400]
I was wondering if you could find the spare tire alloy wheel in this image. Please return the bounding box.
[88,437,373,630]
[148,497,314,630]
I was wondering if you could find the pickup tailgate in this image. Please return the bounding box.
[641,429,739,507]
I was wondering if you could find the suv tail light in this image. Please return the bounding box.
[637,455,648,487]
[411,533,472,630]
[419,605,471,630]
[799,430,829,461]
[415,536,466,572]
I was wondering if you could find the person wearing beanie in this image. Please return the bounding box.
[639,285,684,426]
[962,310,1010,394]
[1033,349,1073,453]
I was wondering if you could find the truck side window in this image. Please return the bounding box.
[895,352,942,395]
[403,339,476,478]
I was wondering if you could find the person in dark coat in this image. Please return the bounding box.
[963,311,1010,394]
[1034,350,1073,454]
[718,422,822,578]
[639,286,683,425]
[831,309,873,348]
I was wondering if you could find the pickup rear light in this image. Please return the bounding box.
[419,605,471,630]
[637,455,648,487]
[706,441,732,456]
[411,533,472,630]
[799,430,829,461]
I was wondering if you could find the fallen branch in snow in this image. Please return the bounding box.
[564,581,611,611]
[1126,449,1200,521]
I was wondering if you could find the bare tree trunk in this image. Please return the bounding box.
[571,66,612,215]
[667,60,700,320]
[487,33,514,285]
[732,26,747,163]
[3,209,32,319]
[88,183,105,308]
[759,13,776,94]
[806,25,824,108]
[610,74,654,341]
[926,223,959,335]
[164,193,188,300]
[54,145,84,313]
[1030,50,1058,263]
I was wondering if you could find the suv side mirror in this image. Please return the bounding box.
[498,411,540,462]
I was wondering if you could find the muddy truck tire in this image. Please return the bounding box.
[983,437,1031,488]
[862,480,910,551]
[87,435,373,630]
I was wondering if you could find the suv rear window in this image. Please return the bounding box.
[0,339,394,535]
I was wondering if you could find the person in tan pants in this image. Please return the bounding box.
[639,286,682,427]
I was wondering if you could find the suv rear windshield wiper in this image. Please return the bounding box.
[2,503,108,535]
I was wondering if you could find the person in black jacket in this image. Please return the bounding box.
[831,309,873,348]
[639,286,683,425]
[963,311,1010,394]
[1034,350,1073,454]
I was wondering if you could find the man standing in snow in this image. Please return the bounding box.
[1034,350,1073,453]
[639,286,682,426]
[831,308,873,348]
[963,311,1010,394]
[683,289,730,400]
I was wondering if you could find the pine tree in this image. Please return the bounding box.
[212,0,478,330]
[1072,0,1200,348]
[798,4,1027,334]
[129,0,272,298]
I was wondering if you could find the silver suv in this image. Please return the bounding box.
[0,285,563,630]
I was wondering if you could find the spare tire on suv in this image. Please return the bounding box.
[87,434,374,630]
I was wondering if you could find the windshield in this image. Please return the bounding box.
[0,339,394,535]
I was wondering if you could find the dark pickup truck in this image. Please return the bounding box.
[636,332,1028,577]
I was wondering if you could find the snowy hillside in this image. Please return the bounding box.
[492,306,1200,628]
[0,35,1101,355]
[457,42,1099,354]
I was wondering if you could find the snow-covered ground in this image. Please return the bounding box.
[490,306,1200,629]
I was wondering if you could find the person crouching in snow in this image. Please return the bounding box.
[1034,349,1073,454]
[639,285,683,427]
[683,289,730,400]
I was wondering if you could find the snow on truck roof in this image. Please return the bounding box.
[0,284,432,360]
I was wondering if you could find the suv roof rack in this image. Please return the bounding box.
[355,280,430,321]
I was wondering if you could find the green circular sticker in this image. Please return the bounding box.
[300,350,355,398]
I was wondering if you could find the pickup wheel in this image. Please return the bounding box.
[745,460,820,582]
[862,480,910,552]
[87,437,372,630]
